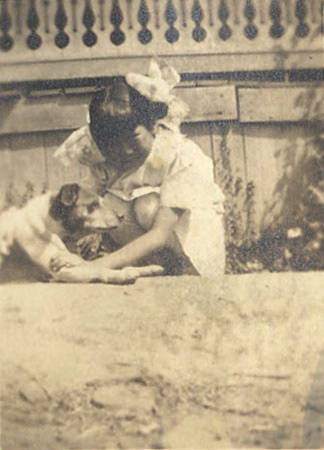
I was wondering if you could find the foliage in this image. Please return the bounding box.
[258,129,324,272]
[213,124,262,274]
[256,83,324,271]
[215,124,324,274]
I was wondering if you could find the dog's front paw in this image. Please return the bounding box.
[50,253,83,273]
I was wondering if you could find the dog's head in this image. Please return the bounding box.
[50,184,120,233]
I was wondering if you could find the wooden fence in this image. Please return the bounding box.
[0,82,322,236]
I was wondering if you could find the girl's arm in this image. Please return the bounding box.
[92,206,179,269]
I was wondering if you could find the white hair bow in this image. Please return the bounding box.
[126,59,189,128]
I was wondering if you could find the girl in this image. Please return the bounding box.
[54,60,225,277]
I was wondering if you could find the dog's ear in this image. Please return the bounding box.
[58,184,80,207]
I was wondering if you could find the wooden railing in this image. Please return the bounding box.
[0,0,323,82]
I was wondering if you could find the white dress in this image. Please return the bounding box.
[54,123,226,277]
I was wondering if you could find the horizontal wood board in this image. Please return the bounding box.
[238,87,324,122]
[1,52,323,84]
[0,85,237,135]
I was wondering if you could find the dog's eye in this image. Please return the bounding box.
[87,201,99,213]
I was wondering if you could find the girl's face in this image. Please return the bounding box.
[103,125,154,171]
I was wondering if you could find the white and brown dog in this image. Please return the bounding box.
[0,183,162,283]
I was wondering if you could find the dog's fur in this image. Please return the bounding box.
[0,184,162,283]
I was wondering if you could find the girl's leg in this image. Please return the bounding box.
[102,193,144,247]
[134,194,198,275]
[133,193,160,231]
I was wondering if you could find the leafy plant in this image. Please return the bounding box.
[214,111,324,274]
[213,124,262,274]
[259,129,324,271]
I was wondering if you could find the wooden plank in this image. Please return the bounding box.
[4,134,47,207]
[0,51,323,84]
[210,124,248,235]
[182,123,213,159]
[43,131,84,190]
[0,85,237,136]
[243,123,314,233]
[0,136,13,210]
[238,87,324,122]
[43,131,69,191]
[210,124,247,187]
[179,85,237,122]
[0,96,89,135]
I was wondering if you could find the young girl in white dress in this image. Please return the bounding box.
[55,60,225,277]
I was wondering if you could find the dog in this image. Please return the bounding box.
[0,183,163,283]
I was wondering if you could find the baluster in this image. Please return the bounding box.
[179,0,187,27]
[110,0,125,45]
[310,0,316,23]
[14,0,22,34]
[125,0,133,29]
[191,0,206,42]
[82,0,97,46]
[283,0,291,24]
[71,0,78,32]
[243,0,258,39]
[207,0,213,26]
[55,0,69,48]
[42,0,50,33]
[26,0,42,50]
[295,0,309,37]
[153,0,160,28]
[0,0,13,51]
[218,0,232,40]
[258,0,265,24]
[269,0,284,38]
[232,0,240,24]
[137,0,152,44]
[98,0,105,31]
[165,0,179,42]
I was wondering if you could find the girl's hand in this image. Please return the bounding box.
[89,206,180,270]
[101,265,164,283]
[50,253,83,273]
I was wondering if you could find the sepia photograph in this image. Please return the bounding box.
[0,0,323,448]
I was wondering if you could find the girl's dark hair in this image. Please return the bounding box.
[89,80,167,153]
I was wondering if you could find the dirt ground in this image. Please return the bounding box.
[1,272,324,449]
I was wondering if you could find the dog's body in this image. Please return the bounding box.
[0,184,162,283]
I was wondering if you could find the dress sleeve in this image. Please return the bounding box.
[152,130,226,277]
[54,126,95,166]
[159,138,225,212]
[53,126,108,193]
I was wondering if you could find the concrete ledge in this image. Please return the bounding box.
[1,272,324,448]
